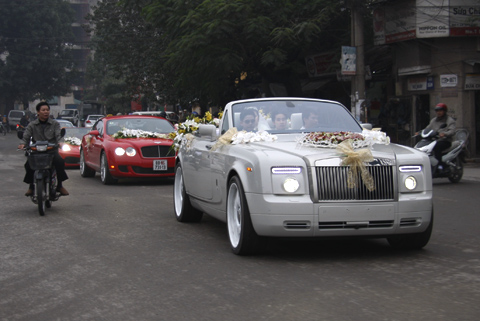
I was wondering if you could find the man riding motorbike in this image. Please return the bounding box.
[17,102,69,196]
[417,103,456,171]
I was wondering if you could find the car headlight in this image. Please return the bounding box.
[404,176,417,190]
[115,147,125,156]
[126,147,136,157]
[283,177,300,193]
[62,144,71,152]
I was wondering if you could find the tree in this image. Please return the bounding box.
[85,0,172,110]
[142,0,347,105]
[0,0,75,111]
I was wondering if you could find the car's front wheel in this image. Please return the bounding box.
[227,176,266,255]
[80,149,95,177]
[100,152,117,185]
[387,210,433,250]
[173,163,203,222]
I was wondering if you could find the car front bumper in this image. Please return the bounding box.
[246,192,433,237]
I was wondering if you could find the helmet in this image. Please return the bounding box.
[435,103,447,112]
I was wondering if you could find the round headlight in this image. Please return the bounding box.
[405,176,417,190]
[62,144,71,152]
[126,147,136,157]
[115,147,125,156]
[283,177,300,193]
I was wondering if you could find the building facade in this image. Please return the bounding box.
[373,0,480,157]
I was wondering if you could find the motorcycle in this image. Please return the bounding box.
[18,129,65,216]
[414,126,468,183]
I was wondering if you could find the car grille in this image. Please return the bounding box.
[141,146,175,158]
[315,166,395,201]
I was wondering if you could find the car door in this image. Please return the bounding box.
[86,119,104,170]
[182,136,215,201]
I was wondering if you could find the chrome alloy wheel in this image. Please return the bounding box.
[227,182,242,248]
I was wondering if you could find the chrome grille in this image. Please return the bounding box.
[141,145,175,158]
[315,166,395,201]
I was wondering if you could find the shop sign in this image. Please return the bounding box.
[408,77,428,91]
[440,74,458,87]
[465,74,480,90]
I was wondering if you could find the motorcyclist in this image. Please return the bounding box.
[17,102,69,196]
[418,103,456,170]
[19,113,30,129]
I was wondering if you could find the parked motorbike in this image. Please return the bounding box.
[18,129,65,216]
[414,126,468,183]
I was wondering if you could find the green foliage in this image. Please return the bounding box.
[0,0,75,107]
[91,0,354,106]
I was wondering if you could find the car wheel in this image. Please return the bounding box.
[100,152,117,185]
[387,210,433,250]
[227,176,266,255]
[80,149,95,177]
[173,163,203,222]
[448,158,463,183]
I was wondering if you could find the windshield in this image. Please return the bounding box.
[106,118,174,135]
[231,100,362,133]
[64,127,90,139]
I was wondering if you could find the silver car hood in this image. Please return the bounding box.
[246,137,421,166]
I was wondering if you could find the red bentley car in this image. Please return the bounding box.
[59,127,91,168]
[80,115,175,184]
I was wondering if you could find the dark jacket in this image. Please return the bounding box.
[21,118,62,146]
[425,115,456,142]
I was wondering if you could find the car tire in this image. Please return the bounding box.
[100,152,117,185]
[227,176,267,255]
[173,163,203,222]
[80,149,95,177]
[387,210,433,250]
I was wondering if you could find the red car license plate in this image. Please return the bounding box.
[153,160,167,171]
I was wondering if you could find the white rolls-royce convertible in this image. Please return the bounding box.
[173,98,433,255]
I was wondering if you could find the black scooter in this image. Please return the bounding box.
[18,129,65,216]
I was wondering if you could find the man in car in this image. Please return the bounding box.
[301,108,319,129]
[17,102,69,196]
[240,107,259,132]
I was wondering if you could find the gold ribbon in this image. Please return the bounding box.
[210,127,238,151]
[336,140,375,191]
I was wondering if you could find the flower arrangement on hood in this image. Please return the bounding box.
[112,128,171,139]
[298,129,390,149]
[64,137,82,146]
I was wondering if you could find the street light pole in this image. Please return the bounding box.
[350,0,366,122]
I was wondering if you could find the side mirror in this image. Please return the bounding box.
[60,128,66,138]
[361,123,373,130]
[17,130,23,139]
[89,130,100,136]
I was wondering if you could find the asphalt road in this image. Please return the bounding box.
[1,131,479,321]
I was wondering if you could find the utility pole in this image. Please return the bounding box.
[350,0,366,122]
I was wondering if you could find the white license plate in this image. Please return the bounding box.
[153,160,167,171]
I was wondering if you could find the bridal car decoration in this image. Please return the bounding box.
[112,128,170,139]
[170,111,222,151]
[64,137,81,146]
[210,128,278,151]
[297,129,390,191]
